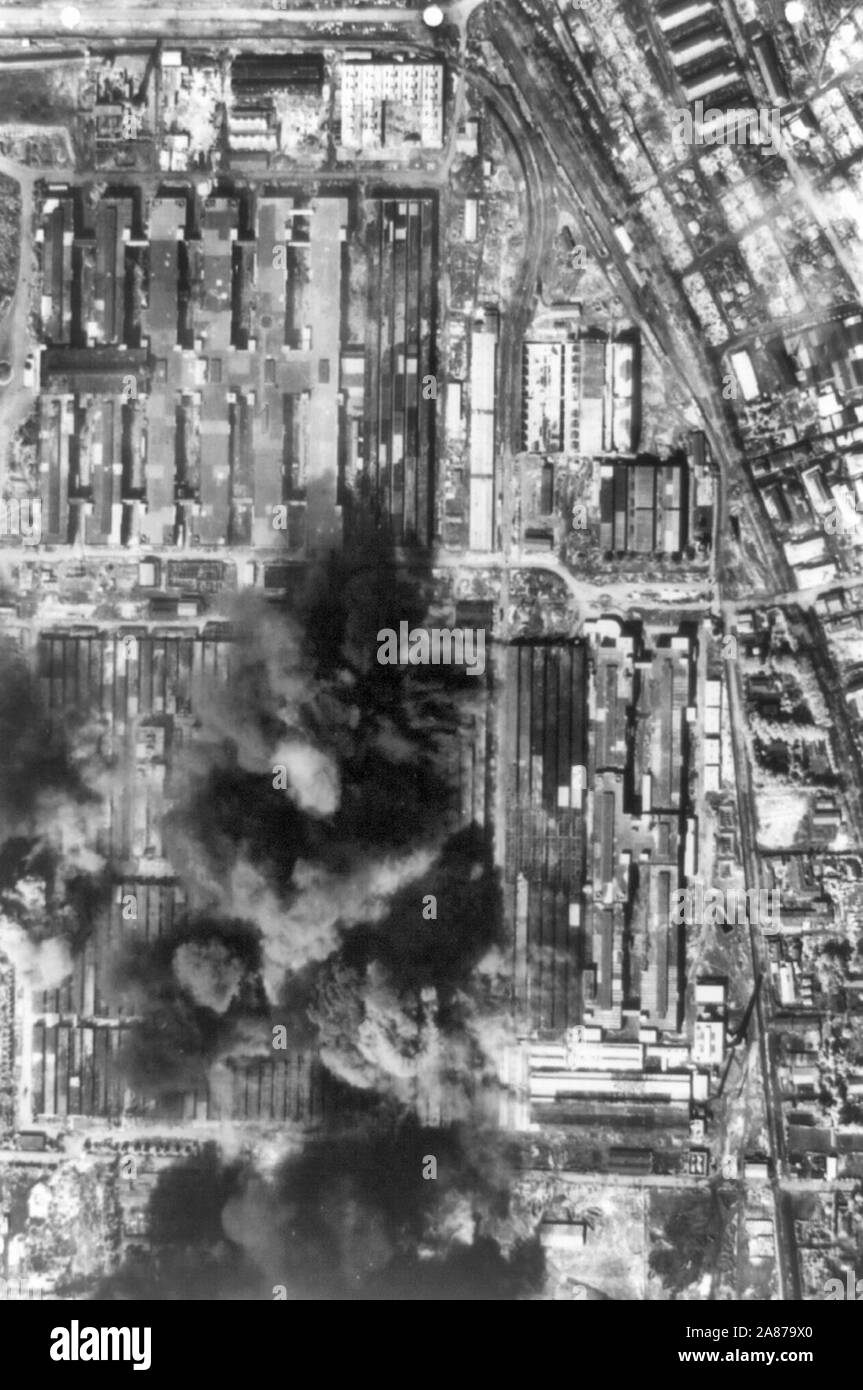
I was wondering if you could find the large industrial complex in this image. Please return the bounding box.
[0,0,861,1312]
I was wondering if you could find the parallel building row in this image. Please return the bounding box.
[28,627,324,1125]
[599,455,688,554]
[504,641,588,1036]
[469,320,496,550]
[521,335,638,458]
[36,185,349,554]
[26,612,485,1128]
[362,196,437,546]
[503,623,696,1057]
[501,1020,715,1140]
[30,1016,343,1126]
[650,0,750,107]
[587,628,692,1034]
[339,62,444,153]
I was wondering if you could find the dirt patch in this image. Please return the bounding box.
[0,68,79,125]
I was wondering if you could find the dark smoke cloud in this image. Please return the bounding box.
[0,642,113,984]
[302,824,513,1110]
[100,1124,545,1301]
[18,534,523,1297]
[113,916,266,1098]
[159,569,460,1005]
[161,552,498,1015]
[146,548,513,1113]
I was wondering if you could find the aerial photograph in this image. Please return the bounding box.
[0,0,862,1311]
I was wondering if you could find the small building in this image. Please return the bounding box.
[17,1132,47,1152]
[743,1158,771,1181]
[695,980,726,1009]
[729,349,760,401]
[692,1019,724,1066]
[540,1221,590,1249]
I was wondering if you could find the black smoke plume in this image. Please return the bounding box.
[99,1123,544,1301]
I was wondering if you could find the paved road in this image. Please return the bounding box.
[0,1,446,37]
[435,549,711,618]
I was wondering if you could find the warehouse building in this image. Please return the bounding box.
[339,62,444,153]
[38,190,76,345]
[469,323,496,550]
[599,454,689,554]
[505,641,588,1035]
[521,334,639,458]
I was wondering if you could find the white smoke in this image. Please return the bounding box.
[34,789,106,875]
[272,740,340,818]
[188,595,341,798]
[0,915,72,989]
[172,939,246,1014]
[226,848,436,998]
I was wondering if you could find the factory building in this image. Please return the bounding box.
[469,322,496,550]
[35,185,350,553]
[339,62,444,153]
[88,195,135,346]
[521,334,639,458]
[599,454,689,554]
[363,197,436,547]
[505,1028,694,1130]
[38,190,75,345]
[143,195,188,544]
[505,641,588,1036]
[231,53,325,98]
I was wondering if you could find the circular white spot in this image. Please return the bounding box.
[785,0,806,22]
[60,4,81,26]
[423,3,444,26]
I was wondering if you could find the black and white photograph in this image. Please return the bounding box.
[0,0,859,1327]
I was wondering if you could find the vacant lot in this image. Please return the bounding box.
[0,68,79,125]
